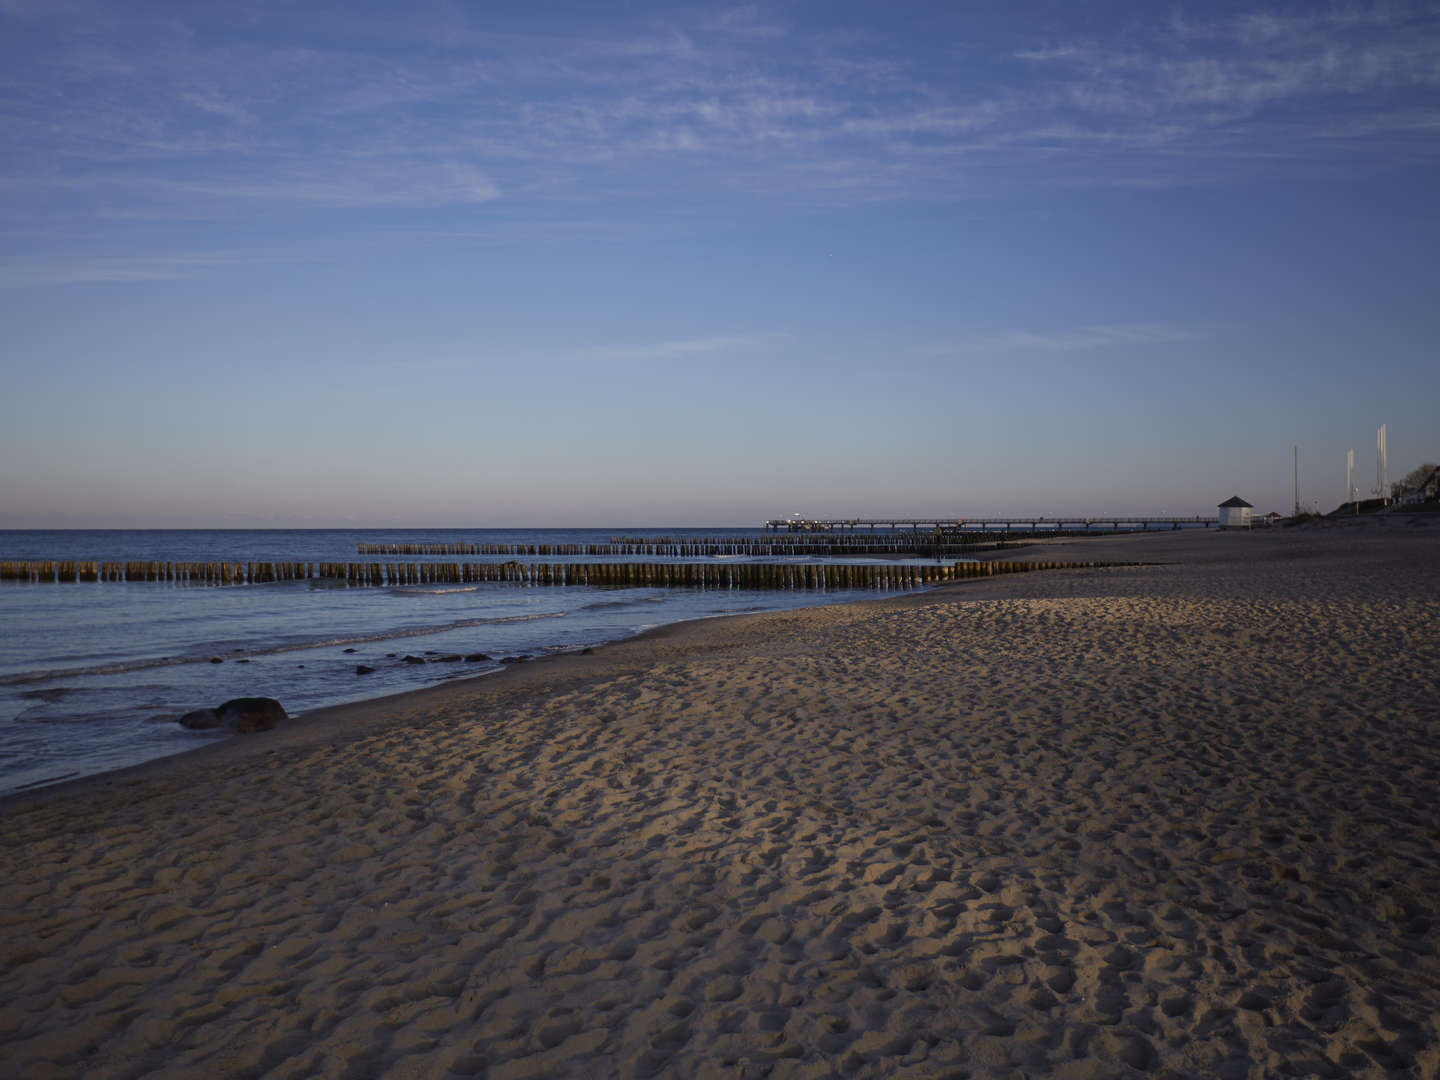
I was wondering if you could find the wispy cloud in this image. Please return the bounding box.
[1016,8,1440,118]
[944,324,1194,356]
[0,251,255,288]
[406,333,788,372]
[0,0,92,19]
[147,162,501,209]
[2,0,1437,237]
[698,7,788,42]
[576,332,787,363]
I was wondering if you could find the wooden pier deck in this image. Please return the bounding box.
[764,515,1217,532]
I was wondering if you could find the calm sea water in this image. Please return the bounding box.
[0,529,932,796]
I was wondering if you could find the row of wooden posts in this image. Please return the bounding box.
[604,533,1063,552]
[0,558,1129,589]
[356,535,1047,558]
[0,560,316,584]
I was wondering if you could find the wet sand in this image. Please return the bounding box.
[2,522,1438,1079]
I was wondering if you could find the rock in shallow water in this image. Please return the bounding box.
[215,697,285,733]
[177,698,285,733]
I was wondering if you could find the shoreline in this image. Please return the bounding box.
[4,519,1430,813]
[0,562,1011,814]
[0,524,1186,812]
[0,536,1103,807]
[3,524,1437,1078]
[0,544,974,803]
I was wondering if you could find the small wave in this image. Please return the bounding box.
[388,585,483,596]
[0,654,196,687]
[6,771,81,792]
[15,705,159,725]
[0,611,570,687]
[580,598,642,612]
[20,687,78,703]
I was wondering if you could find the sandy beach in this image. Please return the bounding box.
[2,522,1437,1079]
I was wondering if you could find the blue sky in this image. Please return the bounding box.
[2,0,1436,526]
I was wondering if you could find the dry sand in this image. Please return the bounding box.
[2,522,1438,1079]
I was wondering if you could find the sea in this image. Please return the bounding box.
[0,528,942,797]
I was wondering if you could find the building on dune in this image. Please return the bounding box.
[1396,465,1440,507]
[1218,495,1253,529]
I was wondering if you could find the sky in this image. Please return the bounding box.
[1,0,1437,527]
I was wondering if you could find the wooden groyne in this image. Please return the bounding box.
[1,558,1136,590]
[0,560,317,585]
[358,536,1045,558]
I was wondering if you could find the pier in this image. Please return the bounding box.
[763,515,1216,532]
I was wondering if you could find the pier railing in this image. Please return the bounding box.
[762,516,1217,532]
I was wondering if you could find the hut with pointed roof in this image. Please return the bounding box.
[1218,495,1253,529]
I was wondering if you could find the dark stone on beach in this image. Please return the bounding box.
[209,657,223,664]
[343,648,356,653]
[500,656,525,664]
[402,655,426,665]
[236,659,251,664]
[435,654,463,663]
[464,653,490,662]
[179,708,221,730]
[216,697,286,734]
[180,700,284,734]
[356,665,374,675]
[581,647,596,655]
